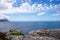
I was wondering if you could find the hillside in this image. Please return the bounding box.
[0,19,9,22]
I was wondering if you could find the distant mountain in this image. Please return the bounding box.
[0,19,9,22]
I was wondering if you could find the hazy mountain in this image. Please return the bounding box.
[0,19,9,22]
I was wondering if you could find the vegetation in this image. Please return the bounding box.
[9,29,24,35]
[10,31,24,35]
[0,32,8,40]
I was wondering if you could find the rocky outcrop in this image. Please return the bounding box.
[0,32,8,40]
[7,35,58,40]
[6,29,60,40]
[29,29,60,39]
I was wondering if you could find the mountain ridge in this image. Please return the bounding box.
[0,19,9,22]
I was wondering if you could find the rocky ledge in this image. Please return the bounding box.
[7,35,58,40]
[29,29,60,40]
[0,29,60,40]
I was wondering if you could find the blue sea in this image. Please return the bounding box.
[0,21,60,34]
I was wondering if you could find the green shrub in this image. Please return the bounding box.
[10,31,24,35]
[9,29,24,35]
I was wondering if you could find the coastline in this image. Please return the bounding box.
[0,29,60,40]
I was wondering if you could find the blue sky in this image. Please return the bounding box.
[0,0,60,21]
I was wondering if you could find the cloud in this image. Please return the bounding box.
[52,4,60,16]
[50,0,53,2]
[0,0,60,15]
[53,14,60,16]
[0,1,37,13]
[37,12,45,16]
[53,10,60,16]
[0,14,10,19]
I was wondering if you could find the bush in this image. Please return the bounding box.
[0,32,8,40]
[9,29,24,35]
[10,31,24,35]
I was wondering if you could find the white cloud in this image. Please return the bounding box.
[7,0,16,2]
[52,4,60,16]
[0,0,60,16]
[50,0,53,2]
[53,14,60,16]
[0,1,37,13]
[0,14,10,19]
[37,12,45,16]
[0,0,46,13]
[53,9,60,16]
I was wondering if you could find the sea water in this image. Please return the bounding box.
[0,21,60,34]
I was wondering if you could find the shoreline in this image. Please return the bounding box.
[0,29,60,40]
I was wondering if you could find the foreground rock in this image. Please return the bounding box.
[7,35,58,40]
[1,29,60,40]
[0,32,8,40]
[29,29,60,39]
[6,29,60,40]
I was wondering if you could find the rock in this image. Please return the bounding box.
[29,29,60,39]
[29,30,49,36]
[6,29,60,40]
[29,30,40,36]
[7,35,58,40]
[0,32,8,40]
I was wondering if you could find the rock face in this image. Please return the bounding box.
[0,32,8,40]
[0,19,9,22]
[6,29,60,40]
[7,35,58,40]
[29,29,60,39]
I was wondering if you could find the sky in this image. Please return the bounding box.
[0,0,60,21]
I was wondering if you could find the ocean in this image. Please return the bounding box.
[0,21,60,34]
